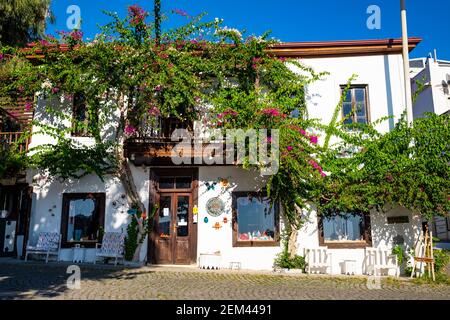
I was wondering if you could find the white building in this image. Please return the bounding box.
[410,54,450,245]
[411,54,450,118]
[1,38,426,275]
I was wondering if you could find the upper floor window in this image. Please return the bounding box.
[71,93,90,137]
[341,85,370,125]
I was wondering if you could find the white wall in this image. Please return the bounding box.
[298,54,406,140]
[197,166,282,270]
[296,206,421,275]
[27,165,150,263]
[413,58,450,118]
[198,167,421,274]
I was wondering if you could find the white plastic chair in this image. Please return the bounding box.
[94,232,125,266]
[25,232,61,263]
[304,247,332,274]
[365,247,399,277]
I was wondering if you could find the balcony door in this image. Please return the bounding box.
[149,169,198,265]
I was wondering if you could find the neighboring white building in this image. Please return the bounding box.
[410,54,450,246]
[1,38,426,274]
[411,54,450,119]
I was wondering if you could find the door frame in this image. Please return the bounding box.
[0,184,32,258]
[148,168,198,265]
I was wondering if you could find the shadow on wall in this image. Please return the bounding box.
[370,206,421,252]
[0,262,153,299]
[383,55,395,131]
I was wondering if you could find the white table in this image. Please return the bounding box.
[343,260,357,275]
[199,253,222,270]
[72,245,85,263]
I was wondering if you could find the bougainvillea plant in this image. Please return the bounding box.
[0,4,448,260]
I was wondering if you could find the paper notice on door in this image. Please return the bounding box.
[163,208,170,217]
[178,221,188,226]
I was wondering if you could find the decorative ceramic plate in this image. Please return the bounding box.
[206,197,225,217]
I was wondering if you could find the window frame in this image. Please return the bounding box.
[71,92,91,137]
[60,193,106,248]
[318,211,372,249]
[232,191,280,248]
[340,85,371,126]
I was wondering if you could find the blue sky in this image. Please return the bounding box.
[46,0,449,59]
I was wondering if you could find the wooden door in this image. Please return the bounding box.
[153,192,192,264]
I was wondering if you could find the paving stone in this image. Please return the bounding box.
[0,262,448,300]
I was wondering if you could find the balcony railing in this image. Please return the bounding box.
[0,132,29,153]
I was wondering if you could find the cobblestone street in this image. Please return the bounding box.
[0,261,449,300]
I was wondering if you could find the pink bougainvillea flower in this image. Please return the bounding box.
[310,135,318,144]
[154,85,162,92]
[287,146,293,151]
[148,106,161,116]
[25,102,33,111]
[124,125,137,135]
[39,39,50,46]
[173,9,189,17]
[128,4,146,26]
[218,109,238,119]
[279,57,287,62]
[266,137,273,143]
[321,172,327,177]
[51,87,60,94]
[261,108,281,117]
[0,54,4,60]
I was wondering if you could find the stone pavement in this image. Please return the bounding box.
[0,260,449,300]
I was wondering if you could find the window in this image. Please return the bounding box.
[71,92,91,137]
[232,192,279,247]
[341,85,370,125]
[158,177,192,190]
[318,211,372,248]
[61,193,105,247]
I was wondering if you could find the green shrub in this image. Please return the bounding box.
[273,250,306,271]
[392,245,407,266]
[434,249,449,274]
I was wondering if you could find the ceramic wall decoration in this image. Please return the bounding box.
[219,176,231,188]
[206,197,225,217]
[204,181,218,192]
[213,222,222,230]
[204,217,209,224]
[223,217,228,224]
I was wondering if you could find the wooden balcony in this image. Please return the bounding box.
[0,132,29,153]
[124,136,233,167]
[0,105,32,153]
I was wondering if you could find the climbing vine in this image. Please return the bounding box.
[0,4,448,260]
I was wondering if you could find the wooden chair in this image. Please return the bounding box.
[25,232,61,263]
[94,232,125,266]
[304,247,332,274]
[365,247,399,277]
